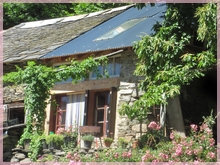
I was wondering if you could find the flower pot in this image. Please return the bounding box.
[84,140,92,149]
[64,136,70,146]
[48,141,55,149]
[40,139,48,149]
[64,136,77,148]
[23,139,31,150]
[132,140,138,149]
[104,141,112,147]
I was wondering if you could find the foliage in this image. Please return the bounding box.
[104,137,114,143]
[142,112,217,162]
[140,121,166,149]
[4,57,107,159]
[3,3,129,29]
[119,3,217,121]
[37,153,55,162]
[118,137,129,148]
[82,134,94,142]
[28,133,46,161]
[56,125,78,150]
[37,113,216,163]
[18,130,32,145]
[65,148,144,162]
[56,125,78,138]
[5,56,107,161]
[45,134,64,146]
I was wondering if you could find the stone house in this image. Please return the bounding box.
[3,5,131,126]
[3,3,216,147]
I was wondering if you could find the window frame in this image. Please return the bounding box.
[94,17,147,41]
[53,61,85,84]
[90,54,121,80]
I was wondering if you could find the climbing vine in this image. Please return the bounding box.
[3,57,107,147]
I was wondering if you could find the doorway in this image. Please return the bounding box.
[94,91,110,137]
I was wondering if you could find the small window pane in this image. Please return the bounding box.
[60,96,67,110]
[92,65,103,78]
[114,57,121,75]
[106,58,113,76]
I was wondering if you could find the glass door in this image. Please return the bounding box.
[55,95,67,131]
[95,91,110,137]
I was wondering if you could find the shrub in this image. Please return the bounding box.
[142,112,217,162]
[104,137,113,143]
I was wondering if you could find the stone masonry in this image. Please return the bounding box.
[113,50,149,144]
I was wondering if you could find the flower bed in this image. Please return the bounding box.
[37,113,217,163]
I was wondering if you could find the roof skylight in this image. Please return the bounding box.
[94,17,146,41]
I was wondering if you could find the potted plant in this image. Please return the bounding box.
[118,137,128,148]
[39,133,47,149]
[57,126,78,148]
[19,130,33,150]
[132,138,139,149]
[45,134,64,150]
[82,134,94,149]
[104,137,113,147]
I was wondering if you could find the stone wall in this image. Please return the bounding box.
[3,85,25,103]
[115,51,217,144]
[114,50,150,144]
[3,125,26,162]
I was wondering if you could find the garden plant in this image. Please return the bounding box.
[36,112,216,163]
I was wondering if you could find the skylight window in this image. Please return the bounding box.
[94,17,146,41]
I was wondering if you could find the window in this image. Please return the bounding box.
[54,63,84,84]
[56,96,67,130]
[91,55,121,79]
[56,93,85,131]
[94,17,146,41]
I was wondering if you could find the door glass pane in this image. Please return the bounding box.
[60,111,66,125]
[60,96,67,110]
[98,95,105,107]
[97,109,104,122]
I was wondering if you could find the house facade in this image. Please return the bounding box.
[3,5,131,125]
[38,4,168,143]
[3,3,216,148]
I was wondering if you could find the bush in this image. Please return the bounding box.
[142,112,217,162]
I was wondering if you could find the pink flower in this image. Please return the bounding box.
[190,124,198,132]
[207,152,215,159]
[159,153,169,160]
[148,121,161,130]
[186,150,193,156]
[114,153,119,159]
[95,152,99,159]
[175,144,182,156]
[170,132,174,140]
[127,152,132,158]
[209,138,215,146]
[142,155,147,162]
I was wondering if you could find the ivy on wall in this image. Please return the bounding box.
[3,57,107,146]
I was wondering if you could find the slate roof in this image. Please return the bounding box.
[41,3,166,59]
[3,5,133,63]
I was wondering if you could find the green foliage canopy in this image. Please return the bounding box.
[119,3,217,122]
[3,3,128,29]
